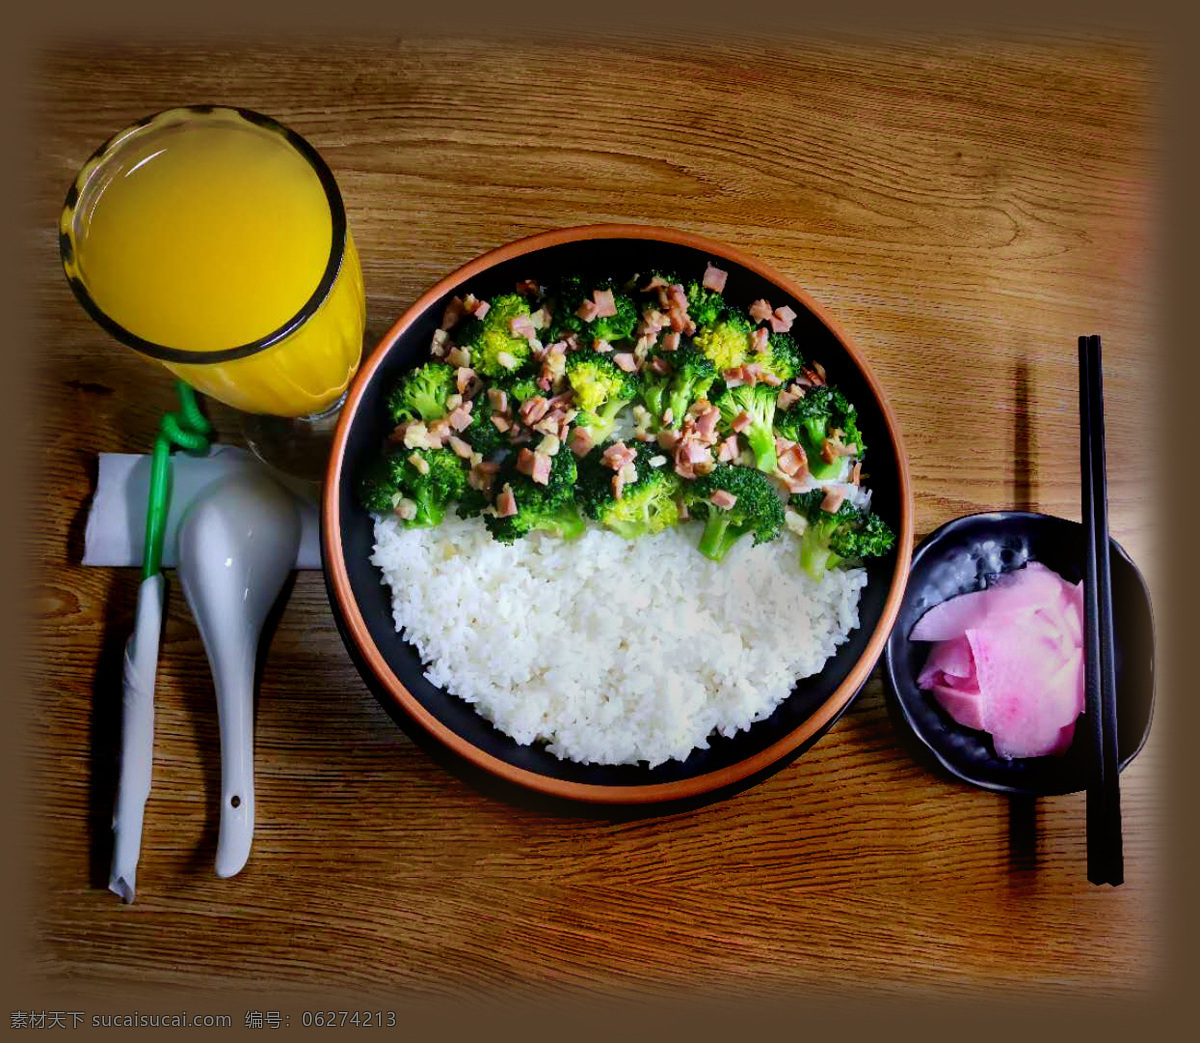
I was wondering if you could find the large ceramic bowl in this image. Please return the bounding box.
[323,225,914,810]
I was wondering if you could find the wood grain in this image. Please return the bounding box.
[27,35,1162,999]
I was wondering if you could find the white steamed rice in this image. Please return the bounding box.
[370,514,868,767]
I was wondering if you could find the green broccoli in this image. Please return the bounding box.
[549,275,638,343]
[460,395,508,458]
[685,464,786,562]
[457,293,534,377]
[713,382,778,474]
[565,353,639,443]
[694,312,753,372]
[638,343,718,430]
[357,447,467,527]
[789,490,896,578]
[576,440,682,539]
[774,384,864,479]
[484,449,585,543]
[496,372,542,405]
[685,279,726,328]
[754,331,803,384]
[386,361,456,424]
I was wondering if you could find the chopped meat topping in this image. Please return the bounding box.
[495,484,518,517]
[821,488,846,513]
[709,489,737,510]
[702,263,728,292]
[749,299,774,323]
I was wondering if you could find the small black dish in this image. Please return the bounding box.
[882,511,1154,796]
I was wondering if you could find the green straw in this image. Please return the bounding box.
[141,382,213,579]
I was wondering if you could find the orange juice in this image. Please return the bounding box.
[62,107,364,417]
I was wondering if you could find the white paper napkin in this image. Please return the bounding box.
[83,445,321,569]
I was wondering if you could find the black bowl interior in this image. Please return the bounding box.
[883,511,1154,795]
[330,236,906,795]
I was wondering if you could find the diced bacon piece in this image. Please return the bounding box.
[601,442,637,471]
[495,484,518,517]
[742,363,766,386]
[448,435,473,459]
[431,328,452,357]
[777,385,804,410]
[850,461,862,486]
[569,426,594,457]
[638,308,667,336]
[468,460,499,492]
[769,315,790,333]
[510,314,536,340]
[576,298,600,322]
[531,453,552,485]
[490,414,511,433]
[778,444,808,478]
[751,326,770,353]
[730,411,752,434]
[592,338,612,354]
[592,288,618,318]
[717,434,740,462]
[641,275,668,291]
[820,438,838,464]
[694,407,721,441]
[394,498,417,521]
[749,299,774,323]
[456,366,477,394]
[515,278,541,297]
[666,307,689,333]
[427,419,451,444]
[661,331,680,352]
[611,472,627,500]
[649,455,667,467]
[496,351,520,371]
[537,374,552,391]
[684,440,712,465]
[722,367,746,388]
[447,346,471,369]
[447,405,473,431]
[408,452,430,475]
[520,396,550,425]
[536,434,560,457]
[776,471,808,494]
[759,370,782,387]
[487,388,508,413]
[657,429,681,450]
[529,306,551,331]
[702,263,728,292]
[613,352,638,373]
[774,305,797,327]
[710,489,737,510]
[821,488,846,513]
[441,296,467,329]
[809,361,827,383]
[471,299,490,320]
[668,283,689,311]
[515,448,538,478]
[648,356,672,376]
[662,408,674,426]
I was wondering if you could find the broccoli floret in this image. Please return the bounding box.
[484,449,585,543]
[496,372,542,405]
[455,486,490,520]
[460,393,507,458]
[685,279,726,328]
[789,490,896,578]
[754,331,803,384]
[549,275,638,343]
[774,384,864,479]
[457,293,534,377]
[713,383,778,474]
[357,447,467,527]
[685,464,786,562]
[576,440,682,539]
[565,353,639,443]
[637,343,717,430]
[694,312,752,372]
[386,362,456,424]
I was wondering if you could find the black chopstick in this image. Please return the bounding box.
[1078,334,1123,885]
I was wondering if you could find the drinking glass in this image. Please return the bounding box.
[60,106,366,481]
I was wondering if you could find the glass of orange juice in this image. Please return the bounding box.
[60,106,366,480]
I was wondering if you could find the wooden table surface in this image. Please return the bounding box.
[27,35,1163,1002]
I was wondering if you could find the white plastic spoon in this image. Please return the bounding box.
[177,471,300,878]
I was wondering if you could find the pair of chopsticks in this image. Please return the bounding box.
[1077,335,1123,886]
